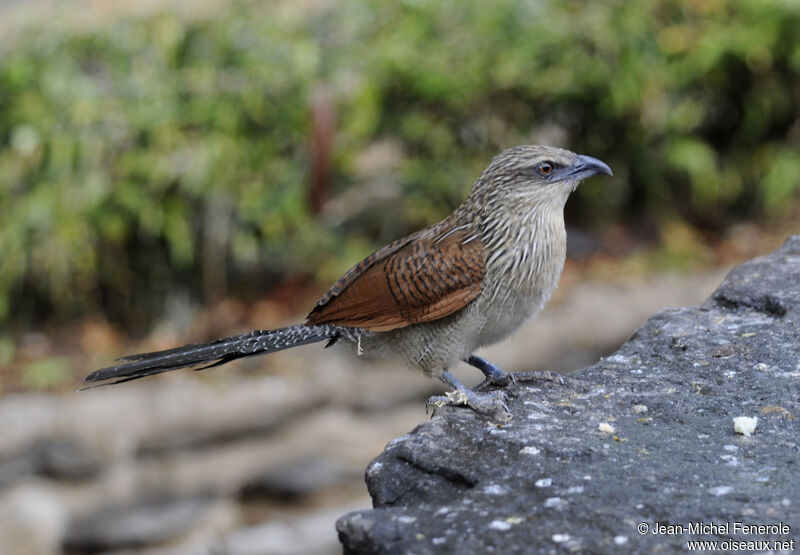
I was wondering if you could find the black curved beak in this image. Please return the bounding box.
[570,154,613,180]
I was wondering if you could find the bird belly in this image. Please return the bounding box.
[357,316,474,378]
[351,279,556,376]
[472,246,565,348]
[477,310,532,346]
[473,287,548,347]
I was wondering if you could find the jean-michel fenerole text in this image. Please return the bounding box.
[651,521,791,537]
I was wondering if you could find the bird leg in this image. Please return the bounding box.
[466,354,515,388]
[426,370,511,421]
[467,354,566,389]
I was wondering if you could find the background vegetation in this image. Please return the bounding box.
[1,0,799,330]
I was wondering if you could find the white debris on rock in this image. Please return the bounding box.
[733,416,758,437]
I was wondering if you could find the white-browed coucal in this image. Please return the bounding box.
[85,145,612,419]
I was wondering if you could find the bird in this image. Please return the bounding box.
[84,145,612,420]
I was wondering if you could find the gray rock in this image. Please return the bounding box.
[63,496,212,552]
[217,498,370,555]
[240,456,358,501]
[34,438,102,480]
[0,437,101,488]
[337,236,800,553]
[0,484,68,555]
[0,454,35,488]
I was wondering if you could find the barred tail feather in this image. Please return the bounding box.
[83,324,339,387]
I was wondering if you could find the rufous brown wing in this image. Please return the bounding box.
[306,222,486,331]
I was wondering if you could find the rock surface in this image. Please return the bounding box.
[63,496,213,552]
[239,455,359,501]
[337,236,800,553]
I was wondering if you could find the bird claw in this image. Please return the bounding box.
[425,390,469,415]
[426,389,511,422]
[425,395,447,415]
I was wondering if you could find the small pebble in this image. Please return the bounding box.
[489,520,512,531]
[598,422,615,434]
[709,485,733,496]
[733,416,757,437]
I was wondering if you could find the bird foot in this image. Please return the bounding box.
[426,388,511,422]
[467,354,515,390]
[475,370,516,391]
[512,370,566,385]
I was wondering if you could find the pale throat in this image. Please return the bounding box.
[481,199,567,293]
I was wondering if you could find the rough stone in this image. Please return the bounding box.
[34,438,103,480]
[239,455,358,501]
[0,483,68,555]
[0,437,101,489]
[337,235,800,553]
[0,453,35,489]
[217,498,369,555]
[62,496,212,552]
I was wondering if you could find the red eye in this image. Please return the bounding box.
[537,161,554,176]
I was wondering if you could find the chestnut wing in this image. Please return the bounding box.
[306,225,485,331]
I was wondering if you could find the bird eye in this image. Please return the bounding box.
[536,161,555,177]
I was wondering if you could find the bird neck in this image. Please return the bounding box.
[455,194,569,288]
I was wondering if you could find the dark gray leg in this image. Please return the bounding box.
[466,354,514,387]
[426,370,511,421]
[468,354,565,388]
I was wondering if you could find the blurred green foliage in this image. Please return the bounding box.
[0,0,798,326]
[20,356,72,389]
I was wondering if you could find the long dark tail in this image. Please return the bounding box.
[83,324,340,387]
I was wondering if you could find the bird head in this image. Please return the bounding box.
[470,145,612,208]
